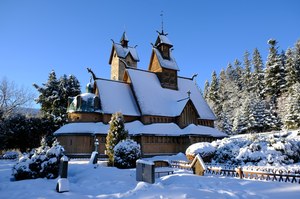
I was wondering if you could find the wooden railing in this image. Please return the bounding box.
[171,160,192,170]
[171,161,300,184]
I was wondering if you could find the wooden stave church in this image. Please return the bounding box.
[54,31,227,157]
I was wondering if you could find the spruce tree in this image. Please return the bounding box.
[203,80,210,100]
[33,70,81,125]
[285,48,297,89]
[233,59,243,91]
[232,97,250,134]
[248,97,268,133]
[243,51,252,92]
[284,82,300,129]
[33,70,60,119]
[252,48,264,98]
[105,112,128,166]
[264,39,285,98]
[294,39,300,83]
[218,69,227,103]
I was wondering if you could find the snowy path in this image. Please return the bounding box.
[0,159,299,199]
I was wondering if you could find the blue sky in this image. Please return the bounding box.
[1,0,300,108]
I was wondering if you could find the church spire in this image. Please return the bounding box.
[120,31,129,48]
[160,11,164,35]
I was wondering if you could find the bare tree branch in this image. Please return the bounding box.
[0,77,35,118]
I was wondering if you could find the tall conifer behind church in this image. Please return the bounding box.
[105,112,128,166]
[33,70,81,126]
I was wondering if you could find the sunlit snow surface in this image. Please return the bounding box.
[1,154,300,199]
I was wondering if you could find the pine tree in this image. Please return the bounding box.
[285,48,297,89]
[265,100,282,131]
[248,97,268,133]
[218,110,232,134]
[233,59,243,91]
[33,70,81,125]
[208,71,219,104]
[243,51,252,92]
[203,80,210,100]
[293,39,300,83]
[252,48,264,98]
[284,82,300,129]
[232,97,250,134]
[33,70,59,119]
[105,112,128,166]
[218,69,227,103]
[264,39,285,98]
[226,63,234,81]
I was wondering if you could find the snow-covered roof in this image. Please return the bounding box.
[95,79,140,116]
[113,43,139,62]
[53,122,108,135]
[157,34,173,47]
[54,121,227,137]
[153,48,179,71]
[126,69,216,120]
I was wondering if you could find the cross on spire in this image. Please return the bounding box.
[160,11,164,35]
[187,90,191,99]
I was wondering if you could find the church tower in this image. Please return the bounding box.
[148,31,180,90]
[109,32,139,81]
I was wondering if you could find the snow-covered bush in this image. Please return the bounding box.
[185,142,216,162]
[12,140,64,180]
[114,139,141,169]
[1,150,20,159]
[212,138,249,165]
[188,130,300,166]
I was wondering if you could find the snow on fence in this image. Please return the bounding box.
[171,161,300,184]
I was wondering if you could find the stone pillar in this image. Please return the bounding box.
[136,159,155,184]
[56,156,69,193]
[59,156,69,178]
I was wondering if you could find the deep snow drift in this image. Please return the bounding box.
[1,153,300,199]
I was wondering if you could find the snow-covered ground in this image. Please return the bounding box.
[1,154,300,199]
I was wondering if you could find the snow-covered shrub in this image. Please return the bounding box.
[185,142,216,162]
[212,138,249,165]
[114,139,141,169]
[1,150,20,159]
[12,140,64,180]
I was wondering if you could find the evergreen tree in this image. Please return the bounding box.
[248,97,268,133]
[0,114,56,152]
[218,110,232,134]
[284,82,300,129]
[252,48,264,98]
[232,97,250,134]
[279,50,287,93]
[285,48,297,89]
[226,63,234,81]
[233,59,243,91]
[208,71,219,104]
[243,51,252,92]
[265,100,282,131]
[218,69,227,103]
[105,112,128,166]
[33,70,59,118]
[203,80,210,100]
[33,70,81,125]
[264,39,285,98]
[294,39,300,83]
